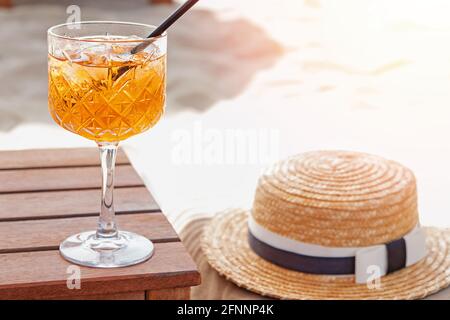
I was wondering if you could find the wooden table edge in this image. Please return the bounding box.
[0,270,201,300]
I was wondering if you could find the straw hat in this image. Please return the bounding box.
[202,150,450,299]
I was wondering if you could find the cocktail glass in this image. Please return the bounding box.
[47,21,166,267]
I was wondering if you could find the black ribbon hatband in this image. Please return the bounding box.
[386,238,407,274]
[248,231,407,276]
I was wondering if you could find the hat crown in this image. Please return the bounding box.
[252,150,418,247]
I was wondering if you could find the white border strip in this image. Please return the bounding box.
[248,216,422,259]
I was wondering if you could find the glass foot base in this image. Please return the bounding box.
[59,230,154,268]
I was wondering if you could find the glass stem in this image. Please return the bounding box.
[97,142,119,239]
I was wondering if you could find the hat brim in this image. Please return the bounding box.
[201,209,450,300]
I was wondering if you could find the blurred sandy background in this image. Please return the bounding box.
[1,0,450,229]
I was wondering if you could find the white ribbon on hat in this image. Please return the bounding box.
[248,216,427,284]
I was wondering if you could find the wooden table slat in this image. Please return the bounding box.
[0,187,159,221]
[0,242,201,299]
[0,147,129,170]
[0,213,179,254]
[0,165,144,194]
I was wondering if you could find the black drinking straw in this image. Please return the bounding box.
[113,0,199,80]
[132,0,200,54]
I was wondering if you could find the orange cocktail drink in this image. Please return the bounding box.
[48,39,165,142]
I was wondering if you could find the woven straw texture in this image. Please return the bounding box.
[253,151,418,247]
[202,209,450,300]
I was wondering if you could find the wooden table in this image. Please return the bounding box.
[0,0,11,7]
[0,147,200,300]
